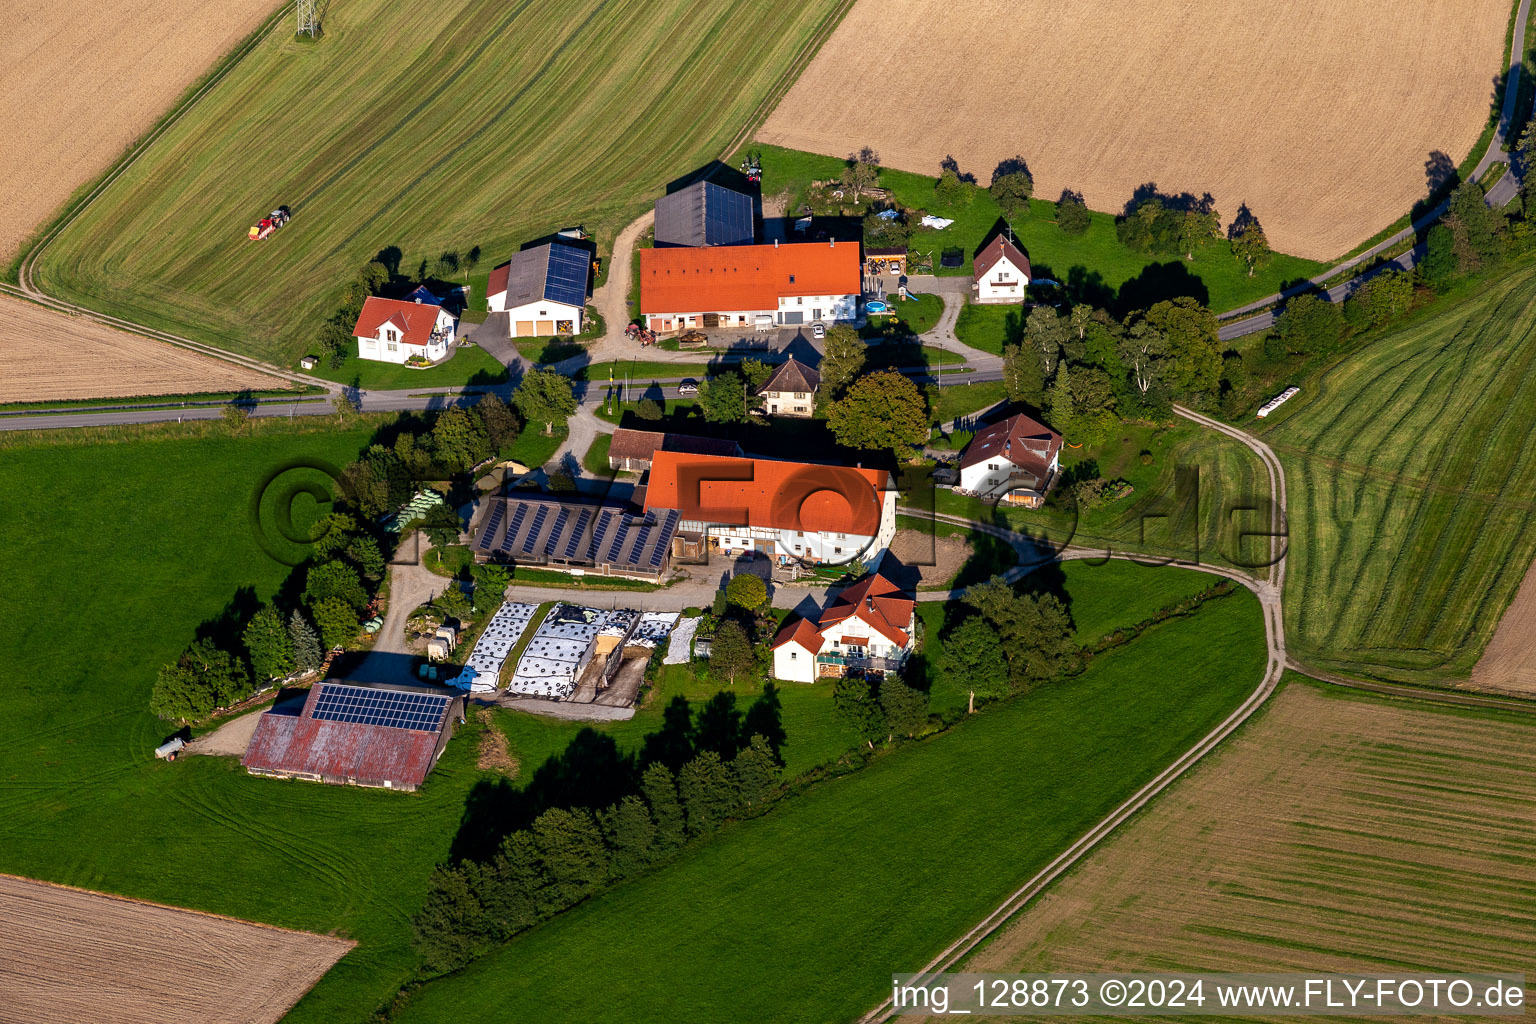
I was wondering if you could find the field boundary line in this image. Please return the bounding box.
[1288,659,1536,715]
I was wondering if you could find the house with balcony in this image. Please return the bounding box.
[972,234,1032,303]
[954,411,1062,508]
[770,572,917,683]
[353,296,457,365]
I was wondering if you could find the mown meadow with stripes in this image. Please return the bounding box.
[34,0,850,366]
[1265,259,1536,682]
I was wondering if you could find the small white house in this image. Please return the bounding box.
[955,411,1062,508]
[486,241,589,337]
[757,357,820,417]
[770,573,917,683]
[972,235,1032,303]
[353,296,457,365]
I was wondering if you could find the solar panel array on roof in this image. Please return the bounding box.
[472,495,677,575]
[544,243,590,308]
[310,684,451,732]
[654,181,754,247]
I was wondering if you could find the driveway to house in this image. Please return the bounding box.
[349,535,447,687]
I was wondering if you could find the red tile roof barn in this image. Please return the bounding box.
[959,411,1062,478]
[241,683,459,791]
[639,242,860,315]
[352,297,447,347]
[973,235,1031,282]
[642,451,888,535]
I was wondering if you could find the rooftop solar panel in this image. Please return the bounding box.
[544,243,589,308]
[309,684,450,732]
[628,523,653,565]
[605,517,633,562]
[544,507,571,555]
[590,513,612,556]
[482,503,505,547]
[562,509,593,559]
[521,506,549,554]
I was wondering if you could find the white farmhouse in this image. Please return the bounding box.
[639,239,861,334]
[642,450,897,568]
[756,357,820,417]
[954,411,1062,508]
[486,241,590,337]
[352,296,457,365]
[770,572,917,683]
[972,235,1032,303]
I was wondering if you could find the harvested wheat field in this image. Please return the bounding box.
[0,0,276,263]
[0,296,287,403]
[1468,555,1536,696]
[761,0,1510,260]
[0,873,351,1024]
[941,682,1536,1022]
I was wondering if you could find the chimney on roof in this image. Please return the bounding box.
[774,239,779,248]
[829,238,835,247]
[414,297,422,304]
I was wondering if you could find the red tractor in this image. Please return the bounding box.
[247,206,291,240]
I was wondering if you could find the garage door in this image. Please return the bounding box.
[535,320,554,335]
[783,311,804,325]
[515,321,535,337]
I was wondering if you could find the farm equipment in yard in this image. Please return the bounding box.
[624,323,657,346]
[740,151,762,183]
[247,206,291,240]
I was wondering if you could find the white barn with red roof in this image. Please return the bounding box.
[770,573,917,683]
[955,411,1062,507]
[639,239,860,334]
[642,450,896,567]
[972,235,1032,303]
[352,296,457,365]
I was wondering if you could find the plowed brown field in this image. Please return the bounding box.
[0,296,287,403]
[761,0,1510,260]
[1468,554,1536,695]
[0,873,351,1024]
[0,0,276,263]
[936,683,1536,1022]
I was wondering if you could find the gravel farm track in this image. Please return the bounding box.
[0,873,351,1024]
[762,0,1511,261]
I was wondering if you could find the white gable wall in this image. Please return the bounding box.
[975,253,1030,303]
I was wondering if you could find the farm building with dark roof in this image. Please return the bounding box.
[654,180,755,248]
[242,682,463,791]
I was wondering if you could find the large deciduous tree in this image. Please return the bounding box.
[818,325,866,401]
[512,367,577,435]
[699,370,748,424]
[826,370,929,457]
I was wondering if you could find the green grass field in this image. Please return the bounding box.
[753,145,1324,314]
[35,0,850,366]
[391,590,1265,1024]
[936,419,1276,572]
[1265,260,1536,682]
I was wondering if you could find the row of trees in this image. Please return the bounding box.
[832,671,931,746]
[414,691,784,972]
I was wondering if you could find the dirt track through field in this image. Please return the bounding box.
[938,684,1536,1021]
[0,296,287,403]
[761,0,1510,260]
[0,873,351,1024]
[0,0,276,263]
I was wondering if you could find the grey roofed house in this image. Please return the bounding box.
[486,240,590,309]
[757,356,821,396]
[654,181,755,247]
[471,492,679,581]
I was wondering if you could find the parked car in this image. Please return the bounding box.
[811,322,826,339]
[677,379,700,395]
